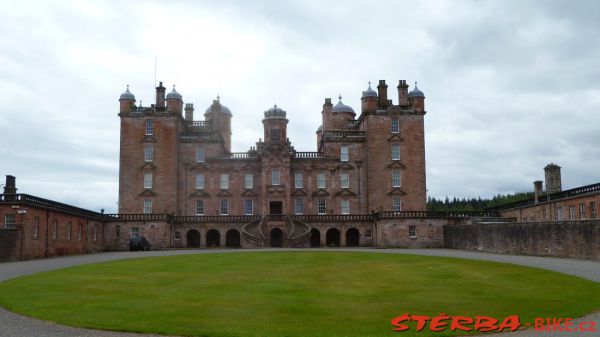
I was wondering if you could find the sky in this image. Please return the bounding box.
[1,0,599,213]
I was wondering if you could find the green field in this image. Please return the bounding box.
[0,251,598,337]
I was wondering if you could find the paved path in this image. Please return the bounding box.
[0,248,598,337]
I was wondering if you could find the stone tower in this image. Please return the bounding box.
[544,163,562,194]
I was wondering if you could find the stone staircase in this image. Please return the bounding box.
[241,216,266,247]
[286,217,311,247]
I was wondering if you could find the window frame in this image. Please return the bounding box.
[295,199,305,215]
[317,172,326,189]
[392,171,401,187]
[144,146,153,162]
[391,118,399,133]
[220,199,229,215]
[4,214,15,229]
[391,143,401,161]
[408,225,417,238]
[591,201,597,219]
[145,119,154,136]
[195,147,205,163]
[393,198,402,212]
[131,227,139,238]
[340,146,349,162]
[244,199,254,215]
[195,173,205,190]
[33,216,40,238]
[143,199,152,214]
[244,173,253,189]
[144,172,153,189]
[340,173,350,189]
[271,170,281,186]
[317,199,327,215]
[196,199,204,216]
[341,199,350,215]
[579,203,586,219]
[294,172,304,189]
[220,173,229,189]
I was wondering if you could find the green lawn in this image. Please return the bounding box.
[0,251,598,337]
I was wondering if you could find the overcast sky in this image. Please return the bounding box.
[1,0,599,212]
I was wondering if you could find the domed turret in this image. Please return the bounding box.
[119,85,136,101]
[264,104,286,119]
[408,82,425,98]
[408,81,425,112]
[166,85,182,100]
[361,82,377,98]
[119,85,136,113]
[204,95,232,116]
[332,95,355,114]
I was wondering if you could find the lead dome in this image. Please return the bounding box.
[119,85,136,101]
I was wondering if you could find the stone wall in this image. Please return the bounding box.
[377,218,450,248]
[444,221,600,260]
[0,229,21,262]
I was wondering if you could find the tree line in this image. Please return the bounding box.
[427,192,533,211]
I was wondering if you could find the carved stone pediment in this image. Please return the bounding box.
[266,185,286,197]
[387,134,404,142]
[217,190,233,197]
[311,189,330,197]
[386,187,407,196]
[140,163,156,170]
[291,189,307,196]
[189,190,211,198]
[139,189,156,197]
[189,163,209,171]
[335,189,356,196]
[386,162,406,169]
[241,189,258,197]
[141,135,157,143]
[335,162,354,171]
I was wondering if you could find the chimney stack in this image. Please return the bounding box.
[185,103,194,121]
[533,180,543,204]
[397,80,409,106]
[155,81,166,108]
[544,163,562,194]
[377,80,389,108]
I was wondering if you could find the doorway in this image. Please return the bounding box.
[269,201,283,215]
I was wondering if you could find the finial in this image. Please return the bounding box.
[172,84,176,90]
[217,94,220,101]
[368,81,372,88]
[140,100,143,107]
[126,84,130,91]
[274,104,277,108]
[338,94,342,102]
[414,81,418,88]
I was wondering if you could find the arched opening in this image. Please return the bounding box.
[310,228,321,248]
[346,228,360,247]
[186,229,201,248]
[326,228,340,247]
[206,229,220,248]
[225,229,241,248]
[270,228,283,247]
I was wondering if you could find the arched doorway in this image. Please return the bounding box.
[326,228,340,247]
[310,228,321,248]
[346,228,360,247]
[186,229,201,248]
[270,228,283,247]
[206,229,220,248]
[225,229,241,248]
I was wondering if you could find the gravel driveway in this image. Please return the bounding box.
[1,248,598,337]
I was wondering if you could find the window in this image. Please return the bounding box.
[408,225,417,238]
[195,147,205,162]
[4,214,15,229]
[568,205,576,220]
[317,199,326,215]
[220,199,229,215]
[53,220,58,239]
[391,118,399,133]
[244,200,253,215]
[591,202,597,219]
[33,216,39,238]
[131,227,139,238]
[78,224,82,241]
[340,173,350,189]
[295,199,305,215]
[393,198,402,212]
[220,174,229,189]
[579,203,586,219]
[144,146,153,162]
[271,128,281,141]
[391,144,401,161]
[115,224,120,238]
[145,119,154,135]
[317,172,326,189]
[244,173,253,189]
[67,222,72,241]
[196,200,204,215]
[144,172,153,189]
[195,174,205,190]
[143,199,152,214]
[392,171,401,187]
[272,170,281,185]
[175,231,181,240]
[341,200,350,214]
[556,207,563,221]
[340,146,349,162]
[93,224,98,242]
[294,172,303,188]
